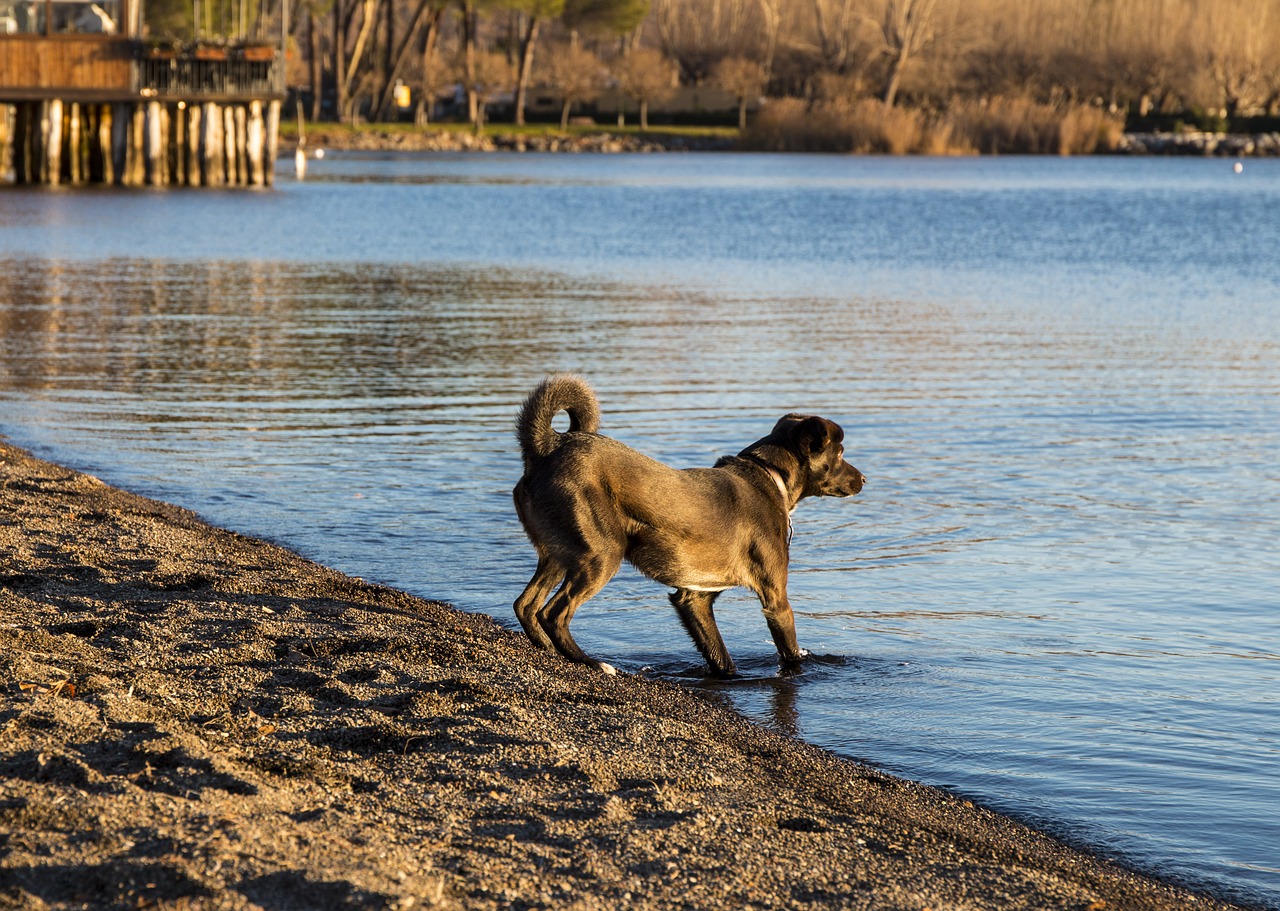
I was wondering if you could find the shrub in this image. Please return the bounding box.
[945,96,1124,154]
[741,97,967,154]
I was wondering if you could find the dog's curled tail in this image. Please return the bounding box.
[516,374,601,464]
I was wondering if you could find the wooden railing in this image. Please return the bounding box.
[136,54,281,101]
[0,37,133,98]
[0,37,283,101]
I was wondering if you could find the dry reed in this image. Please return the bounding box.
[743,95,1124,155]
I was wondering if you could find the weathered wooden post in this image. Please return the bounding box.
[234,104,245,185]
[202,102,222,186]
[128,104,146,186]
[0,104,11,182]
[110,104,128,186]
[225,105,240,185]
[248,100,264,187]
[186,104,202,187]
[67,103,81,184]
[144,101,161,185]
[44,100,62,186]
[267,100,281,186]
[99,105,115,185]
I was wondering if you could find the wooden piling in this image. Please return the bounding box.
[99,105,114,185]
[266,100,280,186]
[221,104,234,185]
[67,102,81,184]
[109,103,126,185]
[0,104,11,181]
[3,97,282,188]
[185,104,201,187]
[44,100,62,186]
[201,102,220,187]
[230,104,244,185]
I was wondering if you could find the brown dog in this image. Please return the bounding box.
[512,375,865,677]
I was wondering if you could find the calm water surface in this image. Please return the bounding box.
[2,154,1278,907]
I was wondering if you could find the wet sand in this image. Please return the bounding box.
[0,439,1246,910]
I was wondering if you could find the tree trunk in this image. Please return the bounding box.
[560,97,572,130]
[379,0,394,121]
[640,98,649,130]
[373,1,440,121]
[333,0,347,124]
[464,2,478,125]
[882,48,908,106]
[416,15,441,125]
[514,16,541,126]
[308,7,322,122]
[738,95,747,129]
[344,0,379,120]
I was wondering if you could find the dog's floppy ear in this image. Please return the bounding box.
[790,416,841,454]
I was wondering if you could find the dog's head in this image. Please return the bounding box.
[769,414,865,499]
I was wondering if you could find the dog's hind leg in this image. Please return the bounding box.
[539,554,621,674]
[669,589,736,677]
[514,557,562,650]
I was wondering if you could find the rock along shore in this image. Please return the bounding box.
[0,440,1250,911]
[281,125,1280,156]
[1117,131,1280,157]
[284,128,733,155]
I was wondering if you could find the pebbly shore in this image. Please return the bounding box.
[281,124,1280,157]
[0,439,1252,911]
[1117,131,1280,157]
[283,128,733,155]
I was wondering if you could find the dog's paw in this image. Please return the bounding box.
[598,662,617,676]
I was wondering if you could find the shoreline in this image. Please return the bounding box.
[279,124,1280,157]
[0,439,1253,911]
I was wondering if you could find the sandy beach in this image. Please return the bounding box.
[0,439,1248,910]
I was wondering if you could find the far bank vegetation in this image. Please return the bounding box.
[259,0,1280,153]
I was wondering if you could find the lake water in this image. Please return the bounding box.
[1,153,1277,908]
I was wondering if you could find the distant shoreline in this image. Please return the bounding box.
[280,124,1280,157]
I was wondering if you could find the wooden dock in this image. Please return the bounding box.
[1,10,285,187]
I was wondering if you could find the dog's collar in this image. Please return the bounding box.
[740,454,792,510]
[764,466,790,507]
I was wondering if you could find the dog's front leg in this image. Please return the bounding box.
[756,581,807,669]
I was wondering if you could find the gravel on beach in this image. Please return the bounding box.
[0,440,1246,911]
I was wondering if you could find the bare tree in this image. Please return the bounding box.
[1192,0,1270,117]
[542,43,605,128]
[809,0,860,73]
[879,0,938,106]
[652,0,764,82]
[333,0,380,122]
[613,45,676,128]
[714,55,768,128]
[417,31,449,124]
[456,48,514,131]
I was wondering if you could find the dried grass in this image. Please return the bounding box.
[945,96,1125,155]
[742,95,1124,156]
[742,98,968,155]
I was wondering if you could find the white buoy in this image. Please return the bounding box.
[315,148,325,159]
[1233,161,1244,174]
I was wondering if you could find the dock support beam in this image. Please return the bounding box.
[0,99,280,187]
